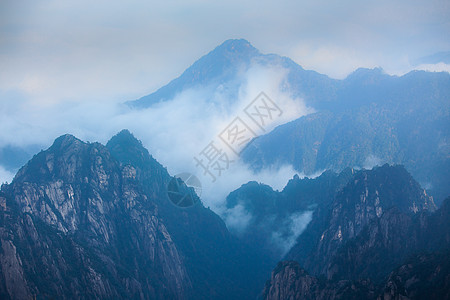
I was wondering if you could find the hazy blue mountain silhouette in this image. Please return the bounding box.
[128,38,337,109]
[128,40,449,205]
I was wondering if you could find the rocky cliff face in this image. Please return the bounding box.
[327,197,449,282]
[0,133,190,299]
[263,165,449,300]
[288,165,436,278]
[0,130,268,300]
[106,130,271,300]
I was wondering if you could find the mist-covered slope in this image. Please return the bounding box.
[242,70,450,204]
[223,168,354,262]
[2,39,448,209]
[128,39,450,205]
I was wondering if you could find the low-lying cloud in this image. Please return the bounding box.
[414,63,450,74]
[0,63,311,213]
[363,154,384,170]
[271,210,313,257]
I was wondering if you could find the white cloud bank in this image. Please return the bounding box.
[271,210,313,257]
[0,63,311,212]
[414,63,450,74]
[0,166,14,185]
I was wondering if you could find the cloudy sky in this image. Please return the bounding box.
[1,0,449,105]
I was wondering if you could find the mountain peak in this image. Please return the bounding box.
[53,133,80,143]
[108,129,141,147]
[106,130,167,175]
[106,129,145,151]
[346,67,387,81]
[49,134,84,152]
[347,164,436,213]
[129,39,262,108]
[205,38,260,64]
[213,38,257,54]
[116,128,133,136]
[106,129,148,156]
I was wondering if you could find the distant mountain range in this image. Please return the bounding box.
[241,67,450,204]
[1,39,449,299]
[2,40,449,208]
[127,39,450,204]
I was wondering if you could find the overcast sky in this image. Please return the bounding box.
[1,0,449,105]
